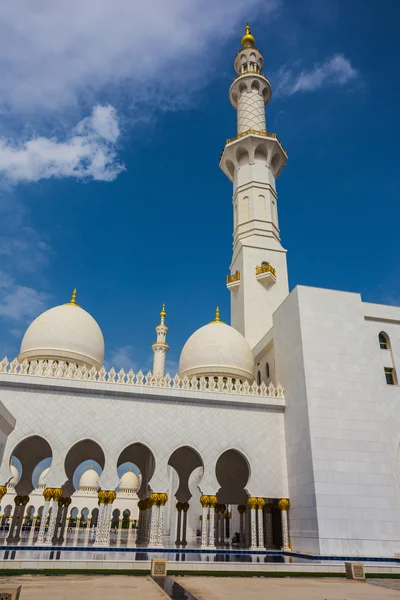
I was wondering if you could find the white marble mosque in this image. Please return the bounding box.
[0,25,399,557]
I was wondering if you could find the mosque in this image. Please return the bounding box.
[0,25,399,558]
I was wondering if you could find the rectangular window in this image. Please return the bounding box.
[385,368,396,385]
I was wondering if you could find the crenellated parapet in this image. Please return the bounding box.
[0,356,284,399]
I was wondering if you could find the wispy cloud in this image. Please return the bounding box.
[275,54,359,96]
[106,345,137,372]
[0,273,49,321]
[0,0,278,116]
[0,105,124,183]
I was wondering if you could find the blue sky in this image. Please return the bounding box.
[0,0,399,376]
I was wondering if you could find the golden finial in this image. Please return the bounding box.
[129,466,132,472]
[160,302,166,319]
[9,458,12,467]
[64,288,80,307]
[90,463,93,470]
[211,306,224,323]
[241,22,255,49]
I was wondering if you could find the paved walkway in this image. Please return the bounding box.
[178,576,400,599]
[0,575,168,599]
[1,575,400,599]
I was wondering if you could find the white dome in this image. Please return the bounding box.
[79,467,100,490]
[8,463,19,486]
[38,466,50,488]
[18,291,104,370]
[119,469,140,492]
[179,315,255,383]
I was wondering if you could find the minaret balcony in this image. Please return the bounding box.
[226,270,241,291]
[255,263,276,285]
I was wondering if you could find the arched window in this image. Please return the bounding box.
[379,332,389,350]
[257,371,261,386]
[265,363,270,379]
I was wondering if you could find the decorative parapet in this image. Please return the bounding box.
[255,262,276,285]
[225,129,287,157]
[0,357,284,399]
[226,270,241,291]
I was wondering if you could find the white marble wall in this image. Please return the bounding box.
[275,285,400,556]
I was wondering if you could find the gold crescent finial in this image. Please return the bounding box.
[90,463,93,470]
[64,288,80,307]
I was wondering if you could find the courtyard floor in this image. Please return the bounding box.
[1,574,400,598]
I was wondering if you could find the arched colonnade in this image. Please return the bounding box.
[0,436,291,549]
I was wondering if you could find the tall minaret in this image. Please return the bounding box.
[152,303,169,377]
[220,24,289,350]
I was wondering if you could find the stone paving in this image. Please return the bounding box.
[0,575,168,599]
[1,575,400,599]
[177,576,400,599]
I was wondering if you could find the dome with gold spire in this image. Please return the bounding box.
[241,23,255,49]
[179,308,255,382]
[18,290,104,370]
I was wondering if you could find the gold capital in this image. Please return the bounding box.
[200,495,210,508]
[208,495,218,508]
[0,486,7,500]
[278,498,290,511]
[247,497,258,510]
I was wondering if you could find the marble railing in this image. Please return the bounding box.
[0,357,284,399]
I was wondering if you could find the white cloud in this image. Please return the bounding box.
[0,274,48,321]
[0,0,278,114]
[275,54,358,96]
[0,104,124,183]
[106,345,137,372]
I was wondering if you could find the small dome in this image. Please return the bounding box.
[179,310,255,382]
[79,467,100,491]
[38,466,50,488]
[241,24,255,49]
[18,290,104,370]
[8,462,19,486]
[119,469,140,492]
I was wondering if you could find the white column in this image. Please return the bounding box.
[36,493,52,545]
[84,518,92,546]
[28,516,38,545]
[102,504,113,546]
[238,505,245,547]
[73,517,81,546]
[44,490,63,546]
[208,496,217,549]
[175,503,182,545]
[149,504,159,546]
[248,498,258,549]
[200,497,209,549]
[116,518,123,546]
[62,517,71,547]
[265,504,273,548]
[257,499,265,548]
[278,499,290,551]
[220,510,225,546]
[127,520,135,547]
[94,502,105,545]
[181,503,188,547]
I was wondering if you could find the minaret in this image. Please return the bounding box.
[152,303,169,377]
[220,24,289,349]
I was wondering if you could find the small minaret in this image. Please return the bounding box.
[152,303,169,377]
[220,24,289,349]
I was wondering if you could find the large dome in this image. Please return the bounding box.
[79,467,100,491]
[179,310,255,383]
[18,290,104,370]
[119,469,140,492]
